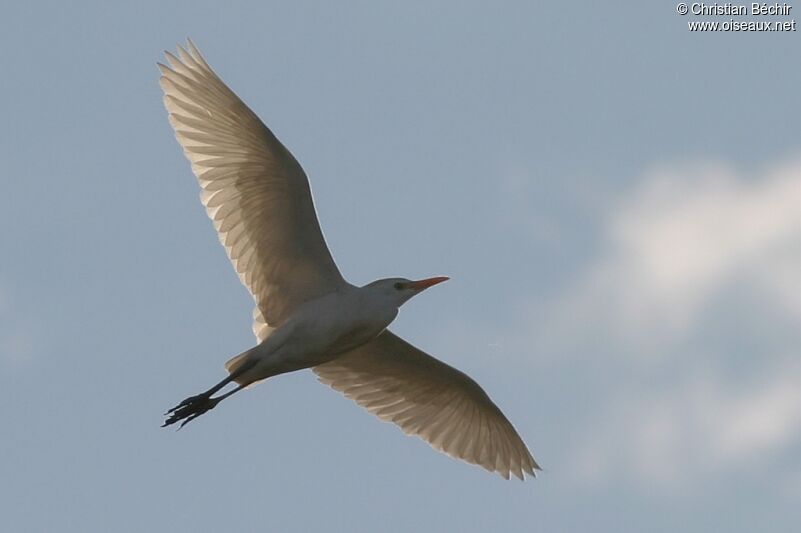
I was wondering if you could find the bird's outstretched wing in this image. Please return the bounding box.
[313,331,539,479]
[159,41,345,339]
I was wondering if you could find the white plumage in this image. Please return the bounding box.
[160,40,539,480]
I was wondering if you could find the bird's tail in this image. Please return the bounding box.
[224,350,254,385]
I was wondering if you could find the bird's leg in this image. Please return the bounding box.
[162,360,255,429]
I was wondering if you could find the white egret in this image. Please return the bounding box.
[159,41,539,480]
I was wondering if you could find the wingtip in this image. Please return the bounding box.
[186,38,210,69]
[177,43,191,62]
[163,50,182,69]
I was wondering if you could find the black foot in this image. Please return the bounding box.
[162,393,222,429]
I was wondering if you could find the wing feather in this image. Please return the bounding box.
[160,41,346,337]
[313,331,540,479]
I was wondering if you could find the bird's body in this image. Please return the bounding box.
[229,281,400,383]
[159,41,540,480]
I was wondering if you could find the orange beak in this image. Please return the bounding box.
[407,276,450,290]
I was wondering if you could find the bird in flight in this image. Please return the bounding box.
[159,41,539,480]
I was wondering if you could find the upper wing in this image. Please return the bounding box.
[313,331,540,479]
[159,41,345,337]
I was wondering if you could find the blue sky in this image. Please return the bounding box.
[2,2,800,532]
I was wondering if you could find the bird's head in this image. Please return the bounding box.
[363,276,450,308]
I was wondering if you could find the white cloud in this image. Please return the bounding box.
[530,156,801,490]
[548,157,801,351]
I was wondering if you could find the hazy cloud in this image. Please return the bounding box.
[0,283,35,366]
[548,157,801,353]
[569,362,801,488]
[531,157,801,489]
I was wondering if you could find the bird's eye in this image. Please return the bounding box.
[393,282,404,290]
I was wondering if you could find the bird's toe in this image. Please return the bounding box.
[162,394,221,428]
